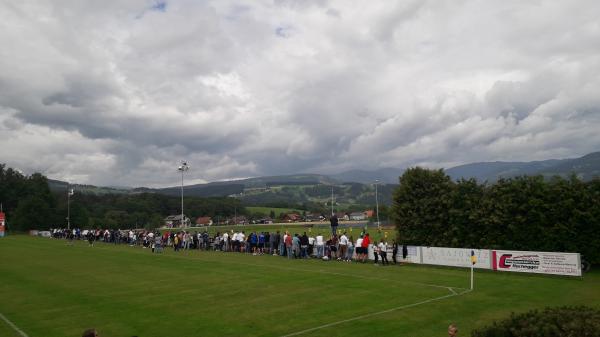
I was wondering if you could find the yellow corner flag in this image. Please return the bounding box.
[470,250,477,265]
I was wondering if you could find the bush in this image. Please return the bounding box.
[471,306,600,337]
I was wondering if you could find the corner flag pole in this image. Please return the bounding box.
[470,250,477,290]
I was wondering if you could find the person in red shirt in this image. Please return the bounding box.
[361,233,370,263]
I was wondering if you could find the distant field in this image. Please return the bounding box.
[0,236,598,337]
[245,206,304,218]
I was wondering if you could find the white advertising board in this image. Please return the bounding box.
[366,245,421,263]
[421,247,492,269]
[492,250,581,277]
[396,245,421,264]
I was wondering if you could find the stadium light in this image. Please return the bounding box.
[67,187,74,230]
[178,161,189,228]
[374,179,380,229]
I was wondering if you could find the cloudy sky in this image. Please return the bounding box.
[1,1,599,187]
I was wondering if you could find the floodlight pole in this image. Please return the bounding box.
[67,186,72,230]
[331,185,334,216]
[178,161,189,228]
[374,179,380,229]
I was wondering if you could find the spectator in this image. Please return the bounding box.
[338,232,348,261]
[285,232,293,258]
[448,324,458,337]
[378,239,389,265]
[300,232,309,259]
[356,235,364,262]
[292,234,301,258]
[308,233,315,257]
[330,214,339,236]
[361,233,370,263]
[346,236,354,261]
[315,233,324,258]
[82,328,98,337]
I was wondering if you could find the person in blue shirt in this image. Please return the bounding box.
[258,232,266,255]
[249,232,258,255]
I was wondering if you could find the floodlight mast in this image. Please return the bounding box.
[374,179,380,229]
[331,185,334,216]
[67,187,73,230]
[178,161,189,228]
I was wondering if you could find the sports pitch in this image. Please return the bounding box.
[0,236,598,337]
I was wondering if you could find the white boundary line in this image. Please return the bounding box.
[0,313,29,337]
[280,289,472,337]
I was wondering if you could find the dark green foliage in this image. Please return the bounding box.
[471,306,600,337]
[393,168,600,264]
[0,164,244,230]
[0,166,57,231]
[392,167,454,246]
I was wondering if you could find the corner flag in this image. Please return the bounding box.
[470,250,477,265]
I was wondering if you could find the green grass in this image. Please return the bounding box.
[0,236,598,337]
[245,206,304,218]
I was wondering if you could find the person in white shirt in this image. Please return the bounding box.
[308,235,315,257]
[356,236,364,262]
[222,232,229,251]
[232,232,239,252]
[338,232,348,261]
[378,239,389,265]
[238,231,245,252]
[346,236,354,261]
[315,234,324,258]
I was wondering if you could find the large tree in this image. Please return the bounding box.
[392,167,454,246]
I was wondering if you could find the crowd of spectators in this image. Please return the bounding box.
[50,227,404,264]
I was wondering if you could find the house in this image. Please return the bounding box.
[304,214,322,222]
[195,216,213,226]
[334,212,350,221]
[364,209,375,218]
[283,213,302,222]
[228,216,248,225]
[164,214,190,228]
[349,212,367,221]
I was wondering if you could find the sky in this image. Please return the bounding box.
[1,0,599,187]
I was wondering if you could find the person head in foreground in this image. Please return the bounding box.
[448,323,458,336]
[82,328,98,337]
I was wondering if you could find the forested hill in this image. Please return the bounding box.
[446,151,600,182]
[45,152,600,202]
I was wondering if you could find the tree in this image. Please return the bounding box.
[392,167,454,246]
[11,196,53,231]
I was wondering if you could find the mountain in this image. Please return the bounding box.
[46,152,600,202]
[446,152,600,182]
[330,168,403,184]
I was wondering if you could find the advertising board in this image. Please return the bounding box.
[0,211,5,237]
[492,250,581,277]
[421,247,492,269]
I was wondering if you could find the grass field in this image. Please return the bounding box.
[245,207,304,218]
[0,236,598,337]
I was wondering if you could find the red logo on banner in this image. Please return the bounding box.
[0,212,5,234]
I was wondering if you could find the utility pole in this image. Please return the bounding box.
[67,187,73,230]
[178,161,189,228]
[375,179,380,229]
[331,185,334,216]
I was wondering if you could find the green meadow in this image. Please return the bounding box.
[0,236,598,337]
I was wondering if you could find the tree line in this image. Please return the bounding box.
[392,167,600,264]
[0,164,242,231]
